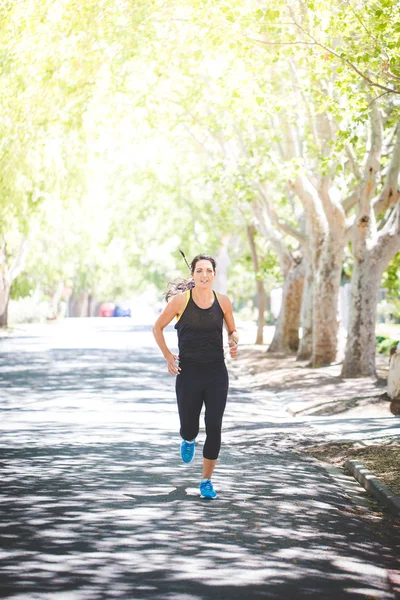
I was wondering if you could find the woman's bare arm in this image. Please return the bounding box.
[218,294,239,358]
[153,293,186,374]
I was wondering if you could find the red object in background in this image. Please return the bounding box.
[99,302,115,317]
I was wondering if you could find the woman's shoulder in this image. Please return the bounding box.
[172,290,191,322]
[169,290,190,306]
[214,292,232,312]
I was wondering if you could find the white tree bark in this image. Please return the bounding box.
[342,115,400,378]
[247,224,266,344]
[312,228,345,365]
[0,280,10,328]
[342,259,382,378]
[280,74,350,366]
[388,343,400,400]
[0,235,28,327]
[297,246,314,360]
[49,280,65,320]
[290,173,346,366]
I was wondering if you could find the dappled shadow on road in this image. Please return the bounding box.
[1,437,399,599]
[0,335,399,599]
[0,347,167,395]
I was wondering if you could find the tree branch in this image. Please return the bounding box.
[344,217,355,243]
[289,173,327,238]
[288,59,319,151]
[277,219,306,244]
[345,145,362,180]
[282,9,399,96]
[256,178,306,244]
[374,203,400,268]
[373,124,400,215]
[342,190,359,215]
[246,37,316,47]
[359,102,383,214]
[318,176,346,227]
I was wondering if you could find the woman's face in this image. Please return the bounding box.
[192,260,215,289]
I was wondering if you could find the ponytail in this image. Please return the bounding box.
[165,277,195,302]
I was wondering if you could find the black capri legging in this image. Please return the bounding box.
[175,360,229,460]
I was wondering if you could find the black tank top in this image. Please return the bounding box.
[175,289,225,363]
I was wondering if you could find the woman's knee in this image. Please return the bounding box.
[180,423,199,441]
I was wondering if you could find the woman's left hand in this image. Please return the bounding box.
[228,339,238,358]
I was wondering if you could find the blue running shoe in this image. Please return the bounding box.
[200,478,217,499]
[180,439,195,463]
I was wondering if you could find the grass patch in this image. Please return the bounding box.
[304,442,400,496]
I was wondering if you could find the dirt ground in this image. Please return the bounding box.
[234,347,400,498]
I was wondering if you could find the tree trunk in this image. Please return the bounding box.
[289,174,346,366]
[388,343,400,400]
[341,113,400,377]
[268,257,305,353]
[69,293,89,318]
[49,281,65,320]
[247,225,265,344]
[255,279,266,345]
[0,287,10,327]
[87,294,93,318]
[341,258,380,378]
[0,235,28,328]
[342,208,400,378]
[297,253,313,360]
[312,234,344,366]
[341,103,381,378]
[79,293,89,318]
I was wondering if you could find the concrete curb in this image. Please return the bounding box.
[345,459,400,517]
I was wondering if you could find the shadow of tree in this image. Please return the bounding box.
[0,322,399,599]
[1,439,399,599]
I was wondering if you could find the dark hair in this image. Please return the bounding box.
[190,254,216,272]
[165,254,216,301]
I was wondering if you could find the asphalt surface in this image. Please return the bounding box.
[0,319,399,600]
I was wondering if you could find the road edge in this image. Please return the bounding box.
[345,459,400,517]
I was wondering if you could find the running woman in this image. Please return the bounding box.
[152,253,238,499]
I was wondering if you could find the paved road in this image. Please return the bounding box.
[0,319,399,599]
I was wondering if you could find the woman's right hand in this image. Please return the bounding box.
[165,352,181,375]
